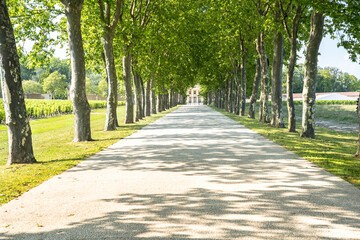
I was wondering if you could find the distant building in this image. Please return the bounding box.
[186,85,203,105]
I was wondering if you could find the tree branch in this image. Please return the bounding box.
[97,0,106,24]
[109,0,124,33]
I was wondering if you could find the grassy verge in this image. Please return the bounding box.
[0,106,179,205]
[212,106,360,189]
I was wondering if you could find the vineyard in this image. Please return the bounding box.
[0,99,125,123]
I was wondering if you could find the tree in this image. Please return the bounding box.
[300,10,324,138]
[60,0,92,142]
[248,58,261,118]
[0,0,36,164]
[270,0,285,128]
[253,0,271,124]
[22,80,44,93]
[280,1,308,132]
[49,58,71,84]
[95,0,124,131]
[43,71,67,99]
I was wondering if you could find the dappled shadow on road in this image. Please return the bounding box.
[1,106,360,239]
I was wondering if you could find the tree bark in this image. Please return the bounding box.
[145,80,151,116]
[132,70,143,122]
[139,76,145,118]
[100,0,122,131]
[224,76,229,111]
[123,51,134,124]
[256,32,270,123]
[165,92,169,109]
[169,89,173,108]
[287,36,298,132]
[229,74,234,113]
[0,0,36,164]
[156,94,161,113]
[248,58,261,118]
[301,11,324,138]
[233,62,240,115]
[220,80,224,109]
[271,30,285,128]
[285,5,303,133]
[103,32,118,131]
[151,80,157,114]
[61,0,91,141]
[356,94,360,157]
[240,54,247,116]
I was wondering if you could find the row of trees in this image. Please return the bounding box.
[1,0,360,164]
[195,1,359,137]
[193,1,360,152]
[1,0,190,164]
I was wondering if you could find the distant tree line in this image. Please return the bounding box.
[15,57,114,99]
[282,64,360,93]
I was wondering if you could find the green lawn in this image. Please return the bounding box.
[294,104,358,124]
[213,106,360,189]
[0,106,178,205]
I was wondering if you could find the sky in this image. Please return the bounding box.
[53,34,360,79]
[298,35,360,79]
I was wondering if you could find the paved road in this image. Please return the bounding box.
[1,105,360,239]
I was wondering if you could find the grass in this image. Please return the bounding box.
[212,106,360,189]
[295,104,358,124]
[0,106,179,205]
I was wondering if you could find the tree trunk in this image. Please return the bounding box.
[0,0,36,164]
[225,76,229,112]
[301,11,324,138]
[151,80,157,114]
[286,5,303,133]
[156,94,161,113]
[232,61,240,115]
[214,91,218,107]
[356,94,360,157]
[271,30,285,128]
[145,80,151,116]
[248,58,261,119]
[123,51,134,124]
[165,93,169,109]
[240,54,247,116]
[256,32,270,123]
[132,70,143,122]
[169,89,173,108]
[103,32,118,131]
[287,36,298,132]
[220,81,224,109]
[61,0,91,141]
[229,74,234,113]
[139,76,145,118]
[173,91,177,106]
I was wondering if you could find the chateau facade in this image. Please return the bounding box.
[186,85,203,105]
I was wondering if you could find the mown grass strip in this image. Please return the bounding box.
[212,106,360,189]
[0,106,179,205]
